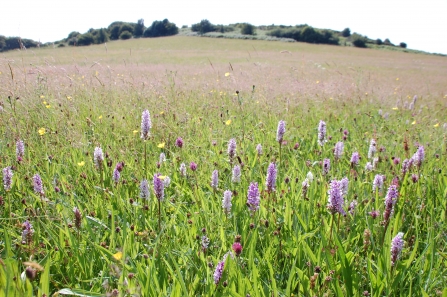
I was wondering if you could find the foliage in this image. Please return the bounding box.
[240,23,256,35]
[191,19,216,34]
[341,27,351,37]
[76,33,95,46]
[351,33,367,48]
[143,19,178,38]
[267,26,339,45]
[119,31,132,40]
[399,42,407,48]
[134,19,145,38]
[376,38,383,45]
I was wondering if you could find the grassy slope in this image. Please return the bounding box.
[0,36,447,297]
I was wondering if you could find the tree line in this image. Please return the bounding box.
[0,19,408,52]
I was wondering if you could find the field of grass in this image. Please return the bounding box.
[1,36,447,296]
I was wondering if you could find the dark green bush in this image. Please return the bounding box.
[119,31,132,40]
[77,33,95,46]
[341,28,351,37]
[240,23,256,35]
[191,19,216,34]
[143,19,178,37]
[351,33,366,48]
[399,42,407,48]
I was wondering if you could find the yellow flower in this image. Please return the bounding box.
[157,142,165,148]
[396,78,399,81]
[46,105,51,108]
[77,161,85,166]
[316,80,320,84]
[159,111,164,115]
[112,251,122,261]
[158,175,167,180]
[225,72,230,77]
[411,121,416,125]
[225,119,231,125]
[42,101,47,105]
[133,130,139,134]
[392,107,398,110]
[434,123,439,127]
[40,95,45,99]
[98,115,102,119]
[38,128,46,135]
[66,96,72,100]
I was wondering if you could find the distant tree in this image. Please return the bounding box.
[240,23,256,35]
[351,33,366,48]
[109,25,121,40]
[376,38,383,45]
[0,35,6,51]
[301,26,318,43]
[384,38,393,46]
[143,19,178,37]
[97,28,109,43]
[120,23,134,35]
[77,33,95,46]
[134,19,145,37]
[119,31,132,40]
[341,27,351,37]
[191,19,216,34]
[67,31,80,40]
[399,42,407,48]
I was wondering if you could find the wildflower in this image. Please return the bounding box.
[16,140,25,161]
[232,242,243,256]
[22,220,34,244]
[222,190,232,213]
[411,174,419,183]
[348,200,358,216]
[94,147,104,169]
[266,163,277,193]
[3,167,13,191]
[247,182,260,212]
[153,174,165,201]
[211,170,218,190]
[350,152,360,166]
[383,185,399,223]
[339,177,349,197]
[112,167,120,184]
[32,174,44,195]
[302,179,309,197]
[140,110,152,140]
[157,142,165,149]
[232,165,241,183]
[225,72,230,77]
[276,120,286,143]
[334,141,344,160]
[401,158,413,175]
[139,179,150,199]
[369,210,380,219]
[411,146,424,168]
[393,158,400,165]
[322,158,330,176]
[307,171,314,183]
[373,174,384,192]
[225,119,231,125]
[175,137,184,148]
[77,161,85,167]
[73,207,82,229]
[390,232,404,266]
[227,138,236,160]
[318,120,326,146]
[365,162,373,171]
[189,162,197,172]
[38,128,46,136]
[159,153,166,163]
[327,180,346,215]
[372,157,379,169]
[179,163,186,177]
[368,139,376,159]
[256,144,263,155]
[213,258,226,285]
[201,235,210,251]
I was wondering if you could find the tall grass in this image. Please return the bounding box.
[1,36,447,296]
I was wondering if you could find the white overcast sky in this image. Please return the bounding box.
[2,0,447,54]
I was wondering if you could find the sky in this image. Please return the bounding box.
[2,0,447,54]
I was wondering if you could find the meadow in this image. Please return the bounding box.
[0,36,447,296]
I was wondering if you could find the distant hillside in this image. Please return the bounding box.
[1,19,445,56]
